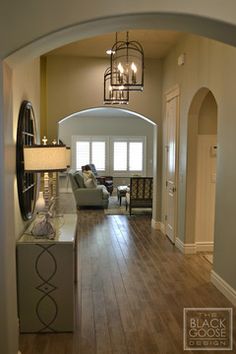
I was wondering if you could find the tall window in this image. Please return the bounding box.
[72,135,145,175]
[91,142,105,170]
[76,141,90,169]
[112,138,145,174]
[74,138,106,171]
[113,142,127,171]
[129,142,143,171]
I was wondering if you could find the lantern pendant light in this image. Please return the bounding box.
[103,67,129,104]
[110,31,144,92]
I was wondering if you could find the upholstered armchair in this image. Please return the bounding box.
[81,164,113,195]
[68,169,109,208]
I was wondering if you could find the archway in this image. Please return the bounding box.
[57,106,158,220]
[5,12,236,65]
[185,88,218,256]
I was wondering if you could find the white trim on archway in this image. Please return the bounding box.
[58,106,157,126]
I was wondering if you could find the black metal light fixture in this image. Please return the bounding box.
[110,32,144,92]
[103,67,129,104]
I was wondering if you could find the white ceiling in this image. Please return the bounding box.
[46,30,184,59]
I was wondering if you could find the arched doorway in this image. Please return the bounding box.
[185,88,218,257]
[57,106,158,220]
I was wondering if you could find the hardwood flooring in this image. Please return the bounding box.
[19,211,236,354]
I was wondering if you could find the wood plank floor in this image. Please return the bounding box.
[19,211,236,354]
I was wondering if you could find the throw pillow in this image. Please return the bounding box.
[74,172,85,188]
[82,170,97,189]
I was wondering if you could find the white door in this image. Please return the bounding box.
[164,88,179,243]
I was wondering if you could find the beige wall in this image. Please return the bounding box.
[198,92,217,134]
[1,62,19,354]
[13,59,41,239]
[162,34,236,290]
[45,56,162,139]
[0,58,40,354]
[195,134,217,244]
[40,57,47,138]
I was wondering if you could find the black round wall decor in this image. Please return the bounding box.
[16,100,37,220]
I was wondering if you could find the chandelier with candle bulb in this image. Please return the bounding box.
[103,31,144,104]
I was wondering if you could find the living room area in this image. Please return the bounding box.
[57,107,156,216]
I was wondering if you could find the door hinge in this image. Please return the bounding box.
[166,180,168,188]
[165,215,167,221]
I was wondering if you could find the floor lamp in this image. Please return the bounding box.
[23,144,67,238]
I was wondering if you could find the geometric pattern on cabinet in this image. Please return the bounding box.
[35,244,58,332]
[16,214,77,333]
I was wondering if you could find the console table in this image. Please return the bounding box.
[16,213,77,333]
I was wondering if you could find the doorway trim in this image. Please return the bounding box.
[185,87,218,253]
[162,85,180,243]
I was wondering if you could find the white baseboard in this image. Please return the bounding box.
[175,237,184,253]
[151,219,166,233]
[196,241,214,252]
[175,237,196,254]
[175,239,214,254]
[160,222,165,234]
[211,270,236,307]
[151,219,161,230]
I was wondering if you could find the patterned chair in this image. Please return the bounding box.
[126,177,153,215]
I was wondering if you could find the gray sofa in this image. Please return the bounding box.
[68,169,109,208]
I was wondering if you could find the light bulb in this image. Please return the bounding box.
[109,85,113,99]
[106,49,115,55]
[117,63,124,84]
[131,62,137,73]
[131,62,137,84]
[118,63,124,73]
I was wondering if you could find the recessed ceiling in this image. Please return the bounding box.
[46,30,184,59]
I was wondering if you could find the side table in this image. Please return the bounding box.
[117,185,129,206]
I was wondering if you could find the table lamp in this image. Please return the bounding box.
[23,144,67,238]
